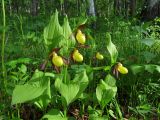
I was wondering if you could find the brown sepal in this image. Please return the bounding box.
[54,65,61,73]
[77,44,90,48]
[40,60,48,71]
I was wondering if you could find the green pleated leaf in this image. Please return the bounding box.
[6,58,31,69]
[55,70,88,107]
[96,74,117,109]
[42,109,67,120]
[59,16,75,55]
[89,115,108,120]
[44,10,63,52]
[55,78,79,106]
[12,80,48,105]
[106,33,118,64]
[130,65,145,75]
[44,11,75,56]
[130,64,160,74]
[77,18,87,28]
[72,70,89,98]
[34,79,51,109]
[141,38,155,47]
[12,70,51,105]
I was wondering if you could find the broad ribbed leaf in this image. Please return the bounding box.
[44,10,63,51]
[77,18,87,28]
[130,64,160,74]
[72,70,89,98]
[55,70,88,106]
[59,16,75,55]
[12,70,50,105]
[34,79,51,109]
[55,77,79,106]
[44,11,75,56]
[141,38,155,47]
[96,74,117,109]
[142,51,156,63]
[42,109,67,120]
[130,65,144,75]
[62,17,75,41]
[89,115,108,120]
[12,79,49,105]
[106,33,118,64]
[6,58,31,69]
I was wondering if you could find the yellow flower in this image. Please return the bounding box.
[76,29,86,44]
[117,63,128,74]
[52,53,63,67]
[73,49,83,62]
[96,52,104,60]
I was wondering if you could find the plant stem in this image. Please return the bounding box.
[93,66,111,71]
[64,107,67,117]
[113,98,123,119]
[64,66,68,84]
[92,66,106,71]
[1,0,6,90]
[18,15,24,39]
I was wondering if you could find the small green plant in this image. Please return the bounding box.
[11,11,128,119]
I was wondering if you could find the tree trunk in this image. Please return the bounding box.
[8,0,12,16]
[41,0,46,15]
[88,0,96,17]
[31,0,39,16]
[124,0,130,17]
[12,0,19,13]
[130,0,136,16]
[114,0,122,15]
[148,0,160,8]
[140,0,160,20]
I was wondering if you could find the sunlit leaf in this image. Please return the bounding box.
[130,65,145,75]
[12,70,51,105]
[18,64,27,74]
[55,70,88,106]
[130,64,160,74]
[142,51,156,63]
[106,33,118,64]
[55,78,79,106]
[44,10,63,52]
[42,109,67,120]
[77,18,87,28]
[96,74,117,109]
[6,58,32,69]
[89,115,108,120]
[141,38,155,47]
[59,16,76,55]
[34,79,51,109]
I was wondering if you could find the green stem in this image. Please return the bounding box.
[64,107,67,117]
[1,0,6,90]
[93,66,111,71]
[42,0,46,14]
[92,66,106,71]
[19,15,24,39]
[113,98,123,119]
[64,66,68,84]
[16,104,20,118]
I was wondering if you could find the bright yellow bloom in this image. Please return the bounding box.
[117,63,128,74]
[52,53,63,67]
[96,52,104,60]
[73,50,83,62]
[76,29,86,44]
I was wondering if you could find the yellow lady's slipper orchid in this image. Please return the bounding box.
[76,29,86,44]
[117,63,128,74]
[96,52,104,60]
[73,50,83,62]
[52,53,63,67]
